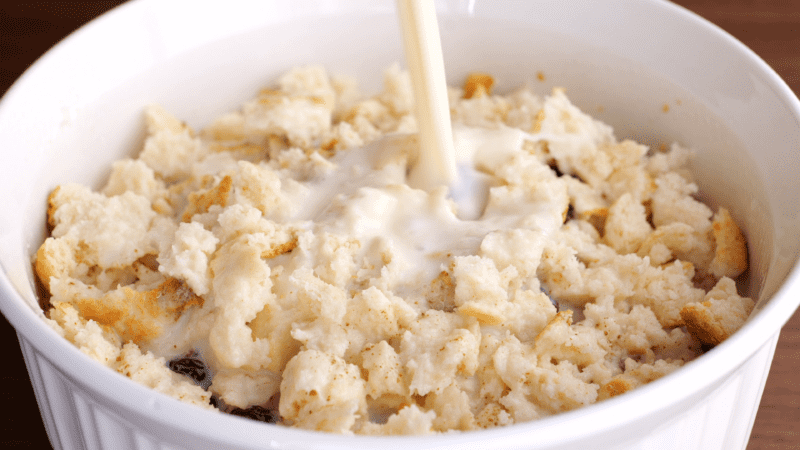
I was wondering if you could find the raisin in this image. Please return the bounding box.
[564,203,575,223]
[546,158,563,177]
[229,405,279,424]
[168,351,210,389]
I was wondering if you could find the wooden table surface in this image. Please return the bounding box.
[1,1,798,448]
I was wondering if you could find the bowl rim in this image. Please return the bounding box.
[1,0,800,447]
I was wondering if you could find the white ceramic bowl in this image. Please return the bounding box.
[1,1,799,449]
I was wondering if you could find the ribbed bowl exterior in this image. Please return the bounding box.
[18,330,779,450]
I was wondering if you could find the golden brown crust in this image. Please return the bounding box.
[709,208,748,278]
[320,137,339,154]
[257,88,282,105]
[35,241,57,291]
[261,237,298,259]
[157,277,205,319]
[584,207,609,235]
[598,377,635,400]
[680,301,725,346]
[72,277,203,344]
[34,237,74,291]
[181,175,233,222]
[534,310,573,343]
[463,73,494,99]
[46,186,61,230]
[207,142,264,156]
[680,276,753,346]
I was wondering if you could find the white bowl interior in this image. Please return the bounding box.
[1,0,799,448]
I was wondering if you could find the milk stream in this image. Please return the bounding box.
[397,0,458,191]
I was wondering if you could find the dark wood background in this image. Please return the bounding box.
[0,1,797,448]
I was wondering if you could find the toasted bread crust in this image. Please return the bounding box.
[463,72,495,99]
[181,175,233,222]
[709,207,748,278]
